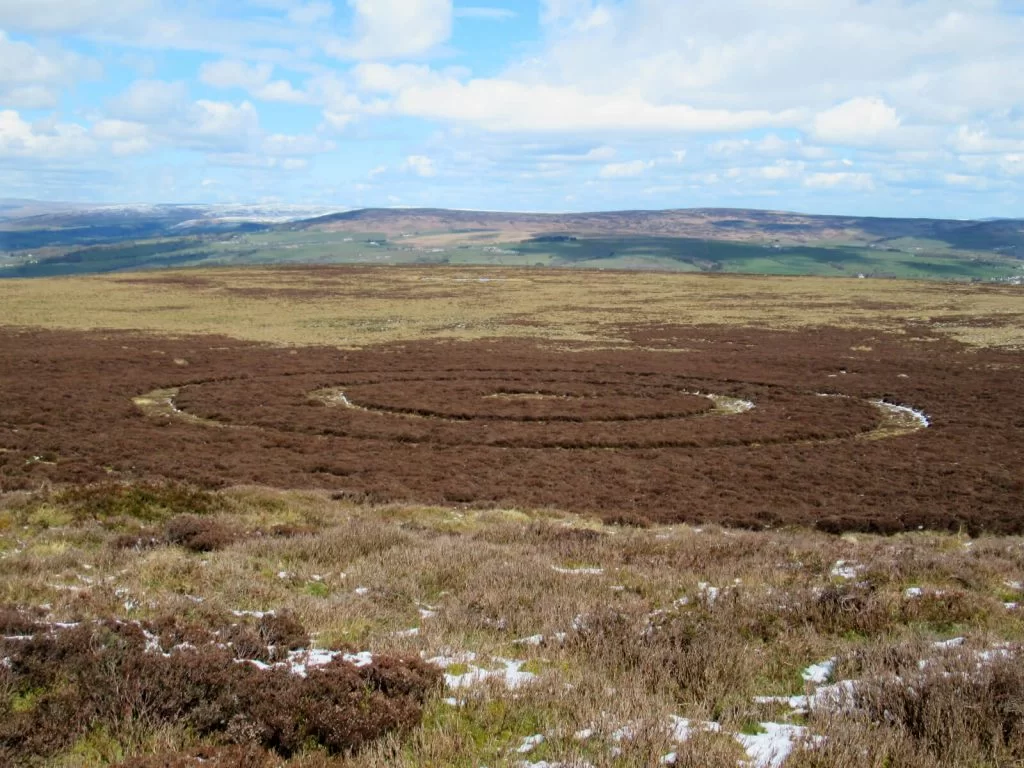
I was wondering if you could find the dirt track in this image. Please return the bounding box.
[1,325,1021,533]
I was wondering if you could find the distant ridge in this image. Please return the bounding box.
[294,206,1024,250]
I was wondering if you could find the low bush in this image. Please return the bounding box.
[0,619,442,765]
[56,481,227,523]
[165,514,238,552]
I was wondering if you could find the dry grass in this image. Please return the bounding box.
[1,267,1022,764]
[0,266,1020,348]
[1,485,1023,766]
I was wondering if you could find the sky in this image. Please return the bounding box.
[1,0,1023,218]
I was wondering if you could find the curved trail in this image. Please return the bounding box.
[134,385,930,444]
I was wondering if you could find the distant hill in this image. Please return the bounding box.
[295,207,1024,253]
[1,202,1021,281]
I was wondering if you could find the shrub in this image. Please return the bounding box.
[56,482,227,523]
[165,515,238,552]
[0,619,442,765]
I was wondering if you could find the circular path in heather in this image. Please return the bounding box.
[1,324,1021,533]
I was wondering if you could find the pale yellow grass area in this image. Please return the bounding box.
[0,266,1020,348]
[2,486,1023,766]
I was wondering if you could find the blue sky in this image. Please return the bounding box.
[1,0,1023,218]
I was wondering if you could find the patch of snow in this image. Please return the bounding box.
[754,695,810,711]
[667,716,721,741]
[802,658,836,684]
[419,608,438,619]
[830,561,860,580]
[342,650,374,667]
[354,587,370,595]
[514,634,545,646]
[394,627,420,637]
[698,582,721,604]
[573,727,594,741]
[231,609,275,618]
[873,400,930,429]
[904,587,924,598]
[276,571,292,580]
[426,651,477,667]
[552,565,604,575]
[517,734,545,753]
[934,637,966,650]
[808,680,858,711]
[443,657,538,690]
[736,723,810,768]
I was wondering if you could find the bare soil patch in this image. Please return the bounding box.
[0,325,1021,533]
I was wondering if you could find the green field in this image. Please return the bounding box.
[3,227,1022,282]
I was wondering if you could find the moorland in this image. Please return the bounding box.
[1,265,1022,767]
[2,203,1022,282]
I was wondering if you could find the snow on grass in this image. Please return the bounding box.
[697,582,721,603]
[513,634,545,646]
[830,560,861,580]
[239,648,374,677]
[426,652,538,690]
[736,723,812,768]
[872,400,931,429]
[667,716,722,740]
[551,565,604,575]
[517,734,545,753]
[802,657,836,684]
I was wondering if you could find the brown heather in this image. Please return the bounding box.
[0,267,1022,766]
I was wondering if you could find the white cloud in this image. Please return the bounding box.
[574,6,612,32]
[811,98,902,146]
[1000,155,1024,176]
[950,126,1024,155]
[404,154,437,177]
[188,100,261,150]
[262,133,336,156]
[804,172,875,191]
[255,80,309,103]
[541,0,596,25]
[455,6,516,20]
[536,145,616,164]
[599,159,654,178]
[1,86,59,110]
[330,0,453,60]
[0,31,100,109]
[200,59,310,104]
[756,160,805,180]
[321,111,355,132]
[91,119,152,155]
[92,119,148,141]
[0,0,153,33]
[356,65,803,133]
[200,60,273,91]
[206,153,310,171]
[112,80,190,121]
[944,173,988,189]
[0,110,94,159]
[110,137,152,156]
[288,1,334,25]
